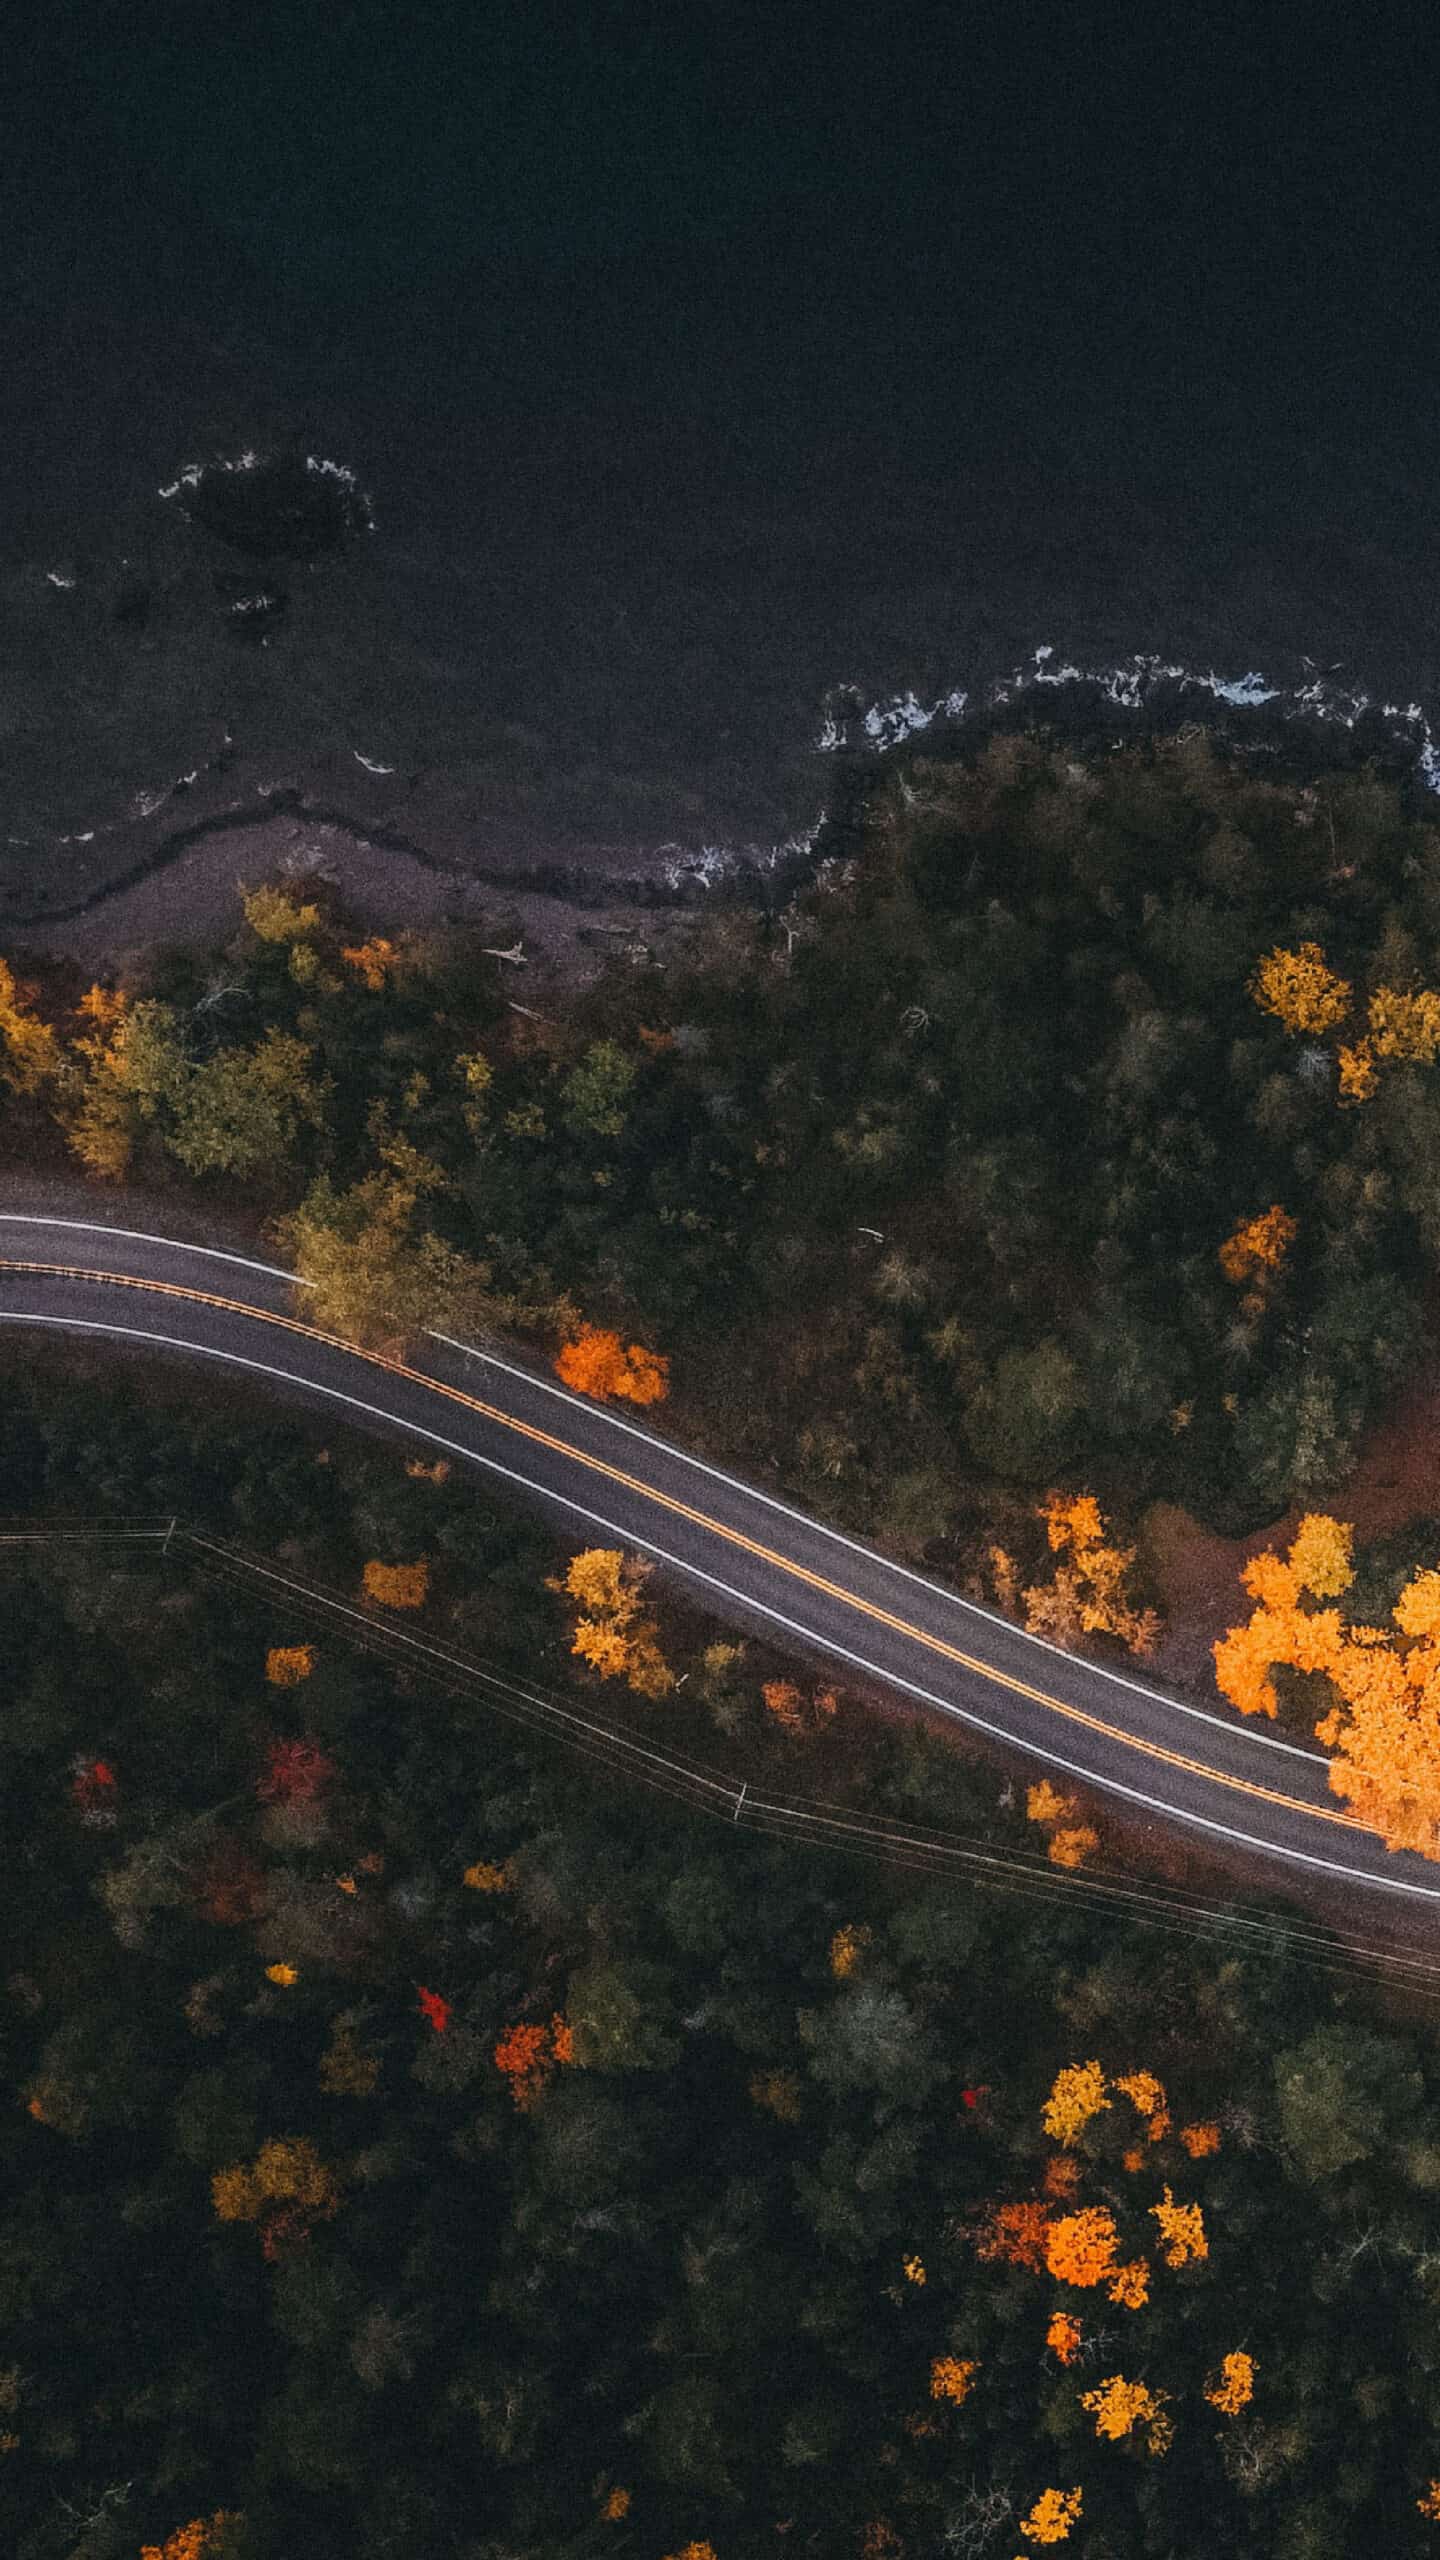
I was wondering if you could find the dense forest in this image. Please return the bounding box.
[7,1362,1440,2560]
[11,715,1440,2554]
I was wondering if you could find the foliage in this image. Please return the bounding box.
[553,1322,670,1405]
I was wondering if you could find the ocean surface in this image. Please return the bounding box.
[5,8,1439,917]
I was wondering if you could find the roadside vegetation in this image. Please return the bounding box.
[7,1368,1440,2559]
[7,721,1440,1843]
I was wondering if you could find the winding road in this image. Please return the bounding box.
[3,1205,1439,1915]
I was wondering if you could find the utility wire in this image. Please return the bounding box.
[9,1515,1440,2002]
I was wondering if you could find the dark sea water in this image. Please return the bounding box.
[5,4,1439,914]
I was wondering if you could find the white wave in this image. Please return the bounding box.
[820,644,1440,796]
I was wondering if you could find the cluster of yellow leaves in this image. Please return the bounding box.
[0,956,63,1093]
[140,2514,243,2560]
[1218,1204,1297,1289]
[929,2356,979,2404]
[1205,2350,1256,2414]
[600,2484,631,2520]
[265,1645,315,1687]
[1419,2480,1440,2521]
[405,1456,451,1483]
[242,883,321,942]
[831,1923,873,1980]
[554,1547,675,1698]
[1150,2187,1208,2267]
[902,2253,927,2285]
[761,1677,839,1736]
[211,2136,340,2226]
[748,2069,802,2121]
[1213,1514,1440,1855]
[554,1322,669,1405]
[1338,985,1440,1106]
[463,1859,512,1893]
[1249,941,1352,1036]
[1017,2485,1083,2545]
[362,1558,430,1610]
[1026,1780,1100,1871]
[1107,2258,1151,2311]
[1114,2069,1171,2141]
[1212,1514,1355,1720]
[1044,2207,1119,2289]
[1022,1492,1160,1658]
[1080,2373,1173,2453]
[1046,2312,1082,2366]
[264,1963,298,1987]
[1042,2060,1109,2147]
[1180,2120,1222,2158]
[662,2545,718,2560]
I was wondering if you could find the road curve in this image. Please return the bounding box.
[2,1206,1438,1914]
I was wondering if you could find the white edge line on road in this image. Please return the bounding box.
[0,1215,1333,1767]
[3,1303,1435,1906]
[0,1212,304,1287]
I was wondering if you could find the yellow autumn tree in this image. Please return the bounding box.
[830,1923,873,1980]
[1149,2187,1208,2268]
[929,2356,979,2403]
[1249,941,1352,1036]
[210,2129,335,2232]
[0,956,63,1093]
[265,1645,315,1686]
[1022,1494,1161,1656]
[1107,2259,1151,2310]
[1080,2373,1173,2452]
[1205,2351,1256,2414]
[1114,2069,1171,2140]
[550,1547,675,1699]
[1018,2486,1083,2545]
[1214,1519,1440,1856]
[242,882,322,943]
[1042,2061,1109,2146]
[1367,983,1440,1063]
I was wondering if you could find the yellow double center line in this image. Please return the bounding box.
[0,1255,1362,1834]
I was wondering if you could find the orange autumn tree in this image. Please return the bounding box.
[976,2200,1052,2272]
[762,1677,839,1737]
[1218,1204,1298,1293]
[1026,1780,1101,1872]
[929,2356,979,2403]
[1044,2207,1120,2288]
[1046,2311,1082,2366]
[1021,1493,1161,1658]
[1080,2373,1173,2453]
[493,2013,576,2110]
[140,2516,243,2560]
[1249,940,1352,1036]
[1205,2351,1256,2415]
[362,1558,430,1610]
[1213,1514,1440,1857]
[1018,2486,1083,2545]
[554,1323,669,1406]
[550,1547,675,1698]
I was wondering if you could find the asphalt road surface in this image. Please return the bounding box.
[3,1205,1439,1916]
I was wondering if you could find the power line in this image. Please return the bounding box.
[8,1515,1440,2003]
